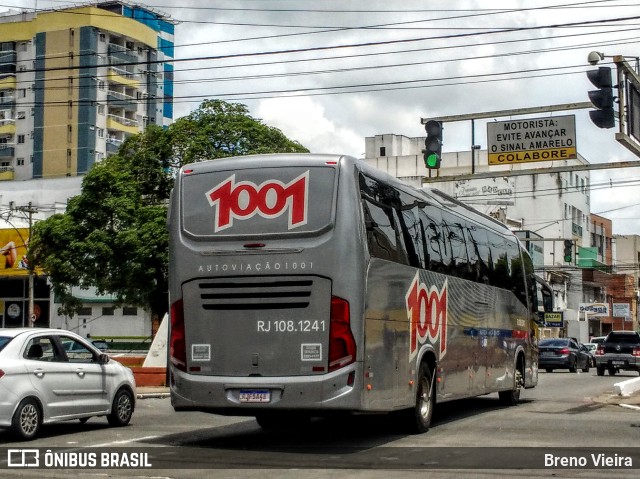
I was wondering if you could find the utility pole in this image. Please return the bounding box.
[14,202,38,327]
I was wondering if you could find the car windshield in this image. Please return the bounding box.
[0,336,12,352]
[539,339,568,347]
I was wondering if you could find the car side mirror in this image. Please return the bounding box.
[99,353,110,364]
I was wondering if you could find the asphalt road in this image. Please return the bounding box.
[2,369,640,478]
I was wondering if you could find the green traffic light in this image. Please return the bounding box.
[426,153,439,168]
[564,255,572,263]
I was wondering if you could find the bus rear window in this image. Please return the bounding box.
[180,166,337,238]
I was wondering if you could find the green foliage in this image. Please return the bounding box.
[29,100,309,319]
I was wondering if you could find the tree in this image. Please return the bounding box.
[29,100,309,323]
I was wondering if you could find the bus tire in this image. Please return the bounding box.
[499,360,523,406]
[408,362,435,434]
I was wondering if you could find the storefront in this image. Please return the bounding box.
[1,227,50,328]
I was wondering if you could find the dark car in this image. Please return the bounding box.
[539,338,591,373]
[595,331,640,376]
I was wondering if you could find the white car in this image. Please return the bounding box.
[0,328,136,440]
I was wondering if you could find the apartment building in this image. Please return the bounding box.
[0,1,175,181]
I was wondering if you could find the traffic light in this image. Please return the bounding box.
[563,240,573,263]
[587,66,615,129]
[423,120,442,169]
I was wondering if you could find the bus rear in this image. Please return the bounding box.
[168,154,365,417]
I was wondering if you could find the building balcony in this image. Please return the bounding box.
[107,90,138,112]
[0,165,14,181]
[0,94,15,106]
[108,67,140,88]
[0,51,17,65]
[0,122,15,135]
[0,144,15,158]
[108,43,138,64]
[0,74,16,91]
[107,114,139,134]
[106,137,123,154]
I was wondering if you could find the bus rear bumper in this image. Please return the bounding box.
[170,365,361,415]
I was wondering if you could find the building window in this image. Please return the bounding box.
[99,33,106,42]
[17,111,26,119]
[380,146,386,156]
[19,89,26,98]
[68,101,73,119]
[122,306,137,316]
[98,81,105,90]
[77,307,92,316]
[97,104,105,115]
[17,158,24,166]
[67,125,72,143]
[97,128,104,138]
[17,134,25,144]
[20,42,28,52]
[101,307,114,316]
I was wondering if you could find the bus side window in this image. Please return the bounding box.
[488,232,508,290]
[442,211,469,279]
[420,206,445,273]
[359,173,409,265]
[465,224,491,285]
[399,206,425,269]
[505,237,527,307]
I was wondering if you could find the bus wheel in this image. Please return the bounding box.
[499,366,522,406]
[409,363,435,434]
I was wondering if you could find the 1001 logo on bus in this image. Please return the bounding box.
[205,171,309,232]
[406,272,448,360]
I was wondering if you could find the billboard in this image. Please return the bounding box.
[0,228,30,276]
[487,115,577,165]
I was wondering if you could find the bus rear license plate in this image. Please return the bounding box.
[239,390,271,403]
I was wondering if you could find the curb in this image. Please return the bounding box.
[613,377,640,396]
[137,392,170,399]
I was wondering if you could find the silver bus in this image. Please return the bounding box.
[168,154,540,432]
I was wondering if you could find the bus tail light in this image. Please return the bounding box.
[328,296,356,372]
[170,299,187,372]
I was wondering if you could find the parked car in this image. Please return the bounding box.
[583,343,598,366]
[90,340,111,352]
[595,331,640,376]
[538,338,591,373]
[0,328,136,440]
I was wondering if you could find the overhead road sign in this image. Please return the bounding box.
[487,115,577,165]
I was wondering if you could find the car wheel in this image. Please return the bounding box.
[569,358,577,373]
[608,368,617,376]
[597,366,605,376]
[545,368,553,373]
[79,417,90,424]
[107,389,134,427]
[11,398,41,441]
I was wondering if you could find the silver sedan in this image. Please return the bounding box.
[0,328,136,440]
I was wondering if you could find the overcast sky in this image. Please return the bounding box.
[4,0,640,234]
